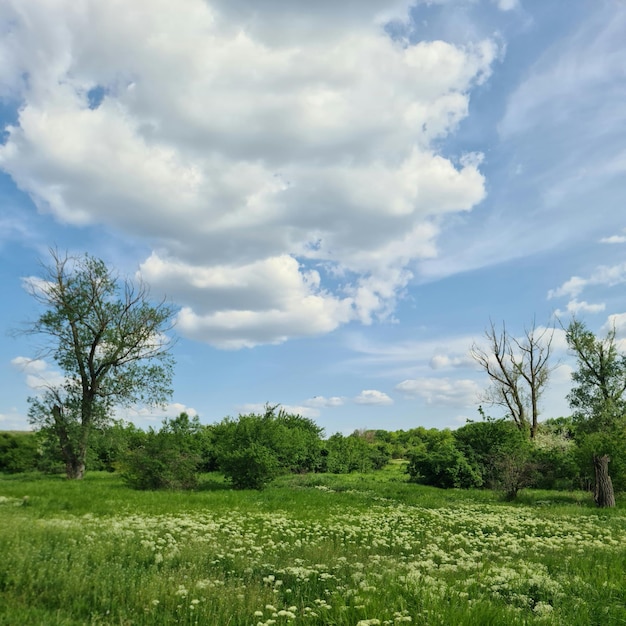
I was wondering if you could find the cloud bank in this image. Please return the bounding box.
[0,0,496,347]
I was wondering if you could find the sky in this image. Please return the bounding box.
[1,0,626,436]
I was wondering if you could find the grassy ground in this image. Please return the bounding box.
[1,464,625,625]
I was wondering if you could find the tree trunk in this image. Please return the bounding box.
[65,458,86,480]
[593,455,616,508]
[52,405,87,480]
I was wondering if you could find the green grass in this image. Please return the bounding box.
[1,466,625,625]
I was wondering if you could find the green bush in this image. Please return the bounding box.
[121,413,203,490]
[0,432,40,473]
[218,442,280,490]
[406,436,483,489]
[212,407,324,489]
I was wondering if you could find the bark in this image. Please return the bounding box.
[593,455,616,508]
[52,405,86,480]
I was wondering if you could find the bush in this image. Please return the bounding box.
[406,436,482,489]
[321,432,392,473]
[212,407,324,489]
[454,418,535,494]
[218,442,280,490]
[121,413,203,490]
[0,432,40,473]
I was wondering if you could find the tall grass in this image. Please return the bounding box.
[1,466,625,625]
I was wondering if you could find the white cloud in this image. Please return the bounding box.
[354,389,394,405]
[548,262,626,300]
[117,402,198,424]
[304,396,345,408]
[600,232,626,244]
[0,409,30,431]
[554,298,606,317]
[0,0,496,348]
[429,352,474,370]
[395,377,481,407]
[235,403,321,419]
[603,312,626,336]
[11,356,65,390]
[492,0,519,11]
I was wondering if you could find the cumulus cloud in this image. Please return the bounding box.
[548,262,626,300]
[429,352,474,370]
[354,390,394,405]
[11,356,66,390]
[600,230,626,244]
[395,377,481,407]
[554,298,606,317]
[304,396,345,408]
[0,0,496,348]
[603,312,626,337]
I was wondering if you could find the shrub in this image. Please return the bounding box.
[406,437,482,489]
[218,442,280,490]
[212,407,324,489]
[121,413,203,490]
[0,431,40,473]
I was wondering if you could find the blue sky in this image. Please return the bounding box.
[1,0,625,435]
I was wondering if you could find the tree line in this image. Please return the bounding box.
[8,251,626,506]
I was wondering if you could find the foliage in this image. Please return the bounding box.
[217,441,280,490]
[121,413,203,490]
[212,406,324,489]
[0,432,39,474]
[23,250,176,480]
[87,420,146,472]
[406,430,483,489]
[322,432,391,474]
[454,416,534,492]
[566,319,626,506]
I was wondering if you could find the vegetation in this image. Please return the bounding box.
[565,319,626,507]
[20,250,176,480]
[1,468,625,625]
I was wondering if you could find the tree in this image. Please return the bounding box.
[565,319,626,507]
[22,250,175,480]
[122,413,203,490]
[212,406,324,489]
[471,320,554,439]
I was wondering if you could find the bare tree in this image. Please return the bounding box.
[471,320,554,439]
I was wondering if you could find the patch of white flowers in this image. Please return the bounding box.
[32,497,626,623]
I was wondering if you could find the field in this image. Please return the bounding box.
[1,464,625,625]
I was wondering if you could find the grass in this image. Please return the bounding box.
[1,464,625,625]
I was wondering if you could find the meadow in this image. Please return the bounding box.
[1,464,625,626]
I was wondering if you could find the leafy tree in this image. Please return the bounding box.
[0,432,40,473]
[452,413,538,498]
[122,413,204,490]
[22,250,175,479]
[566,320,626,507]
[471,320,555,438]
[87,420,148,472]
[322,431,382,474]
[212,406,323,489]
[532,418,579,490]
[406,431,482,489]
